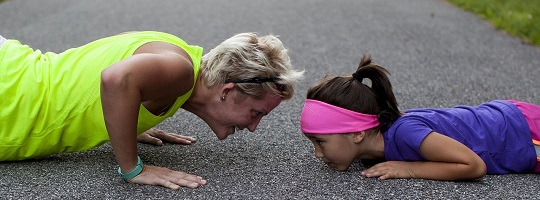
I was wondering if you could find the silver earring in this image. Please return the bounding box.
[221,95,226,101]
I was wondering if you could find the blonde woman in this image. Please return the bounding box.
[0,31,304,189]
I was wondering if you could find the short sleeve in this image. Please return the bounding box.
[384,117,434,161]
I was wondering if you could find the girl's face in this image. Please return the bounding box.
[304,133,359,171]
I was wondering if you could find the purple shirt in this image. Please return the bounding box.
[384,100,536,174]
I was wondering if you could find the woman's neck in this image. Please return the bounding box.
[181,76,213,118]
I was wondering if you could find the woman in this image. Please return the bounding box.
[0,31,304,189]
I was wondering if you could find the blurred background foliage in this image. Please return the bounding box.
[447,0,539,46]
[0,0,537,46]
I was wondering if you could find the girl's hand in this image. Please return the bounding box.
[362,132,486,181]
[360,161,413,180]
[137,128,197,146]
[128,165,207,189]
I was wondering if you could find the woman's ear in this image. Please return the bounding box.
[351,131,366,144]
[220,83,235,100]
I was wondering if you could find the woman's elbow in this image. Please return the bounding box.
[101,67,127,90]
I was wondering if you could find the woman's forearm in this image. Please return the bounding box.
[100,67,141,173]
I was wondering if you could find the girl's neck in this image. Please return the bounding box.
[359,132,386,160]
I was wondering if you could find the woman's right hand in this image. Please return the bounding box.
[128,165,207,189]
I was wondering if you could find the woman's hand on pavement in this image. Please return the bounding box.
[137,128,196,146]
[128,165,207,189]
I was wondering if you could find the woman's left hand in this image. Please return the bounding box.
[137,128,197,146]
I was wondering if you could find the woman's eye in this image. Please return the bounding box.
[316,140,324,145]
[253,111,262,117]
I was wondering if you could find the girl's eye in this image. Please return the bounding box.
[316,140,324,145]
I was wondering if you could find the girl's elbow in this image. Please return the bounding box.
[456,158,486,180]
[468,160,487,179]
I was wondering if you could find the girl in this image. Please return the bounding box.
[300,54,540,181]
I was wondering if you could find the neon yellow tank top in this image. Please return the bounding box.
[0,31,202,161]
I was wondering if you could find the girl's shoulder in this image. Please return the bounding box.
[383,115,433,161]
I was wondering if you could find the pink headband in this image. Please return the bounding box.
[300,99,380,134]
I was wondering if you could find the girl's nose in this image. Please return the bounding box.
[314,148,324,158]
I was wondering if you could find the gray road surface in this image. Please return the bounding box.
[1,0,539,199]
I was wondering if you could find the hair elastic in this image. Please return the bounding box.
[300,99,380,134]
[351,72,363,82]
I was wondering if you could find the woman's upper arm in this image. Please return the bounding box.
[101,51,194,101]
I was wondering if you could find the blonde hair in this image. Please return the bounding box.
[201,33,304,99]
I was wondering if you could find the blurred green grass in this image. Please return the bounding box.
[0,0,536,46]
[447,0,540,46]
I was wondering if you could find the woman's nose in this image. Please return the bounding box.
[247,117,262,132]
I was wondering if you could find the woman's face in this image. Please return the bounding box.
[304,133,359,171]
[209,90,283,140]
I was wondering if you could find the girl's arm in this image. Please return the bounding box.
[101,49,205,189]
[361,131,487,181]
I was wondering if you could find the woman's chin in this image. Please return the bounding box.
[215,129,234,140]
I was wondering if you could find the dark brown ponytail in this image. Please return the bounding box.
[306,54,401,133]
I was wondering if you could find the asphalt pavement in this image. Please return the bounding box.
[1,0,539,199]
